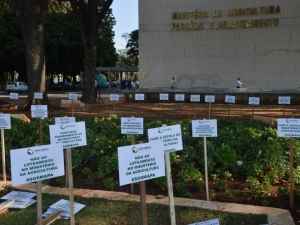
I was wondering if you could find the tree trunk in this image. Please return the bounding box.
[14,0,48,106]
[82,42,96,103]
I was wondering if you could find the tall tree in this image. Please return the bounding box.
[12,0,49,103]
[70,0,113,103]
[126,29,139,66]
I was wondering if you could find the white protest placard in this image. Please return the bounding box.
[190,95,201,102]
[189,218,220,225]
[31,105,48,119]
[110,94,120,102]
[55,117,76,125]
[49,121,87,149]
[135,93,145,101]
[0,114,11,129]
[9,92,19,100]
[225,95,236,104]
[192,120,218,138]
[68,93,79,101]
[159,93,169,101]
[121,117,144,135]
[43,199,86,219]
[118,141,165,186]
[148,124,183,152]
[205,95,215,103]
[248,97,260,105]
[277,119,300,138]
[1,191,36,201]
[175,94,185,102]
[278,96,291,105]
[8,199,36,209]
[34,92,43,100]
[10,144,65,185]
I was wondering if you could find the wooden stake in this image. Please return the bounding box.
[66,149,75,225]
[203,137,209,201]
[208,103,212,119]
[37,117,43,225]
[139,181,148,225]
[165,151,176,225]
[288,142,295,211]
[1,129,6,184]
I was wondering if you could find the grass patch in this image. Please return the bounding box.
[0,194,267,225]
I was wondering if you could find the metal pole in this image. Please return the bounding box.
[1,129,6,184]
[37,119,43,225]
[165,151,176,225]
[204,137,209,201]
[67,149,75,225]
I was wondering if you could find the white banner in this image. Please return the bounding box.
[205,95,215,103]
[159,93,169,101]
[0,113,11,129]
[278,96,291,105]
[121,117,144,135]
[34,92,43,100]
[135,94,145,101]
[175,94,185,102]
[55,117,76,125]
[118,141,165,186]
[192,120,218,137]
[110,94,120,102]
[189,218,220,225]
[148,124,183,152]
[49,121,87,149]
[277,118,300,138]
[225,95,236,104]
[31,105,48,119]
[190,95,201,102]
[10,144,65,185]
[9,92,19,100]
[248,97,260,105]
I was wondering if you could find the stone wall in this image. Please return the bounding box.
[139,0,300,91]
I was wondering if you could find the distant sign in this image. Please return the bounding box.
[192,120,218,137]
[205,95,215,103]
[110,94,120,102]
[277,119,300,138]
[175,94,185,102]
[148,124,183,152]
[159,93,169,101]
[118,141,165,186]
[49,121,87,149]
[9,92,19,100]
[1,191,36,201]
[248,97,260,105]
[189,218,220,225]
[190,95,201,102]
[0,114,11,129]
[34,92,43,100]
[278,96,291,105]
[68,93,79,101]
[225,95,236,104]
[31,105,48,119]
[121,117,144,135]
[10,144,64,185]
[135,94,145,101]
[55,117,76,125]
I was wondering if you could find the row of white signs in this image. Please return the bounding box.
[7,92,293,105]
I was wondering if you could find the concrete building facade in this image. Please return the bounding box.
[139,0,300,92]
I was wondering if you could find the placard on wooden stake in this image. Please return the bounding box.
[120,117,147,225]
[192,120,218,201]
[148,124,183,225]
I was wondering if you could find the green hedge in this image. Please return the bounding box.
[2,116,300,197]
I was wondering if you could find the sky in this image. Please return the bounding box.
[112,0,139,50]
